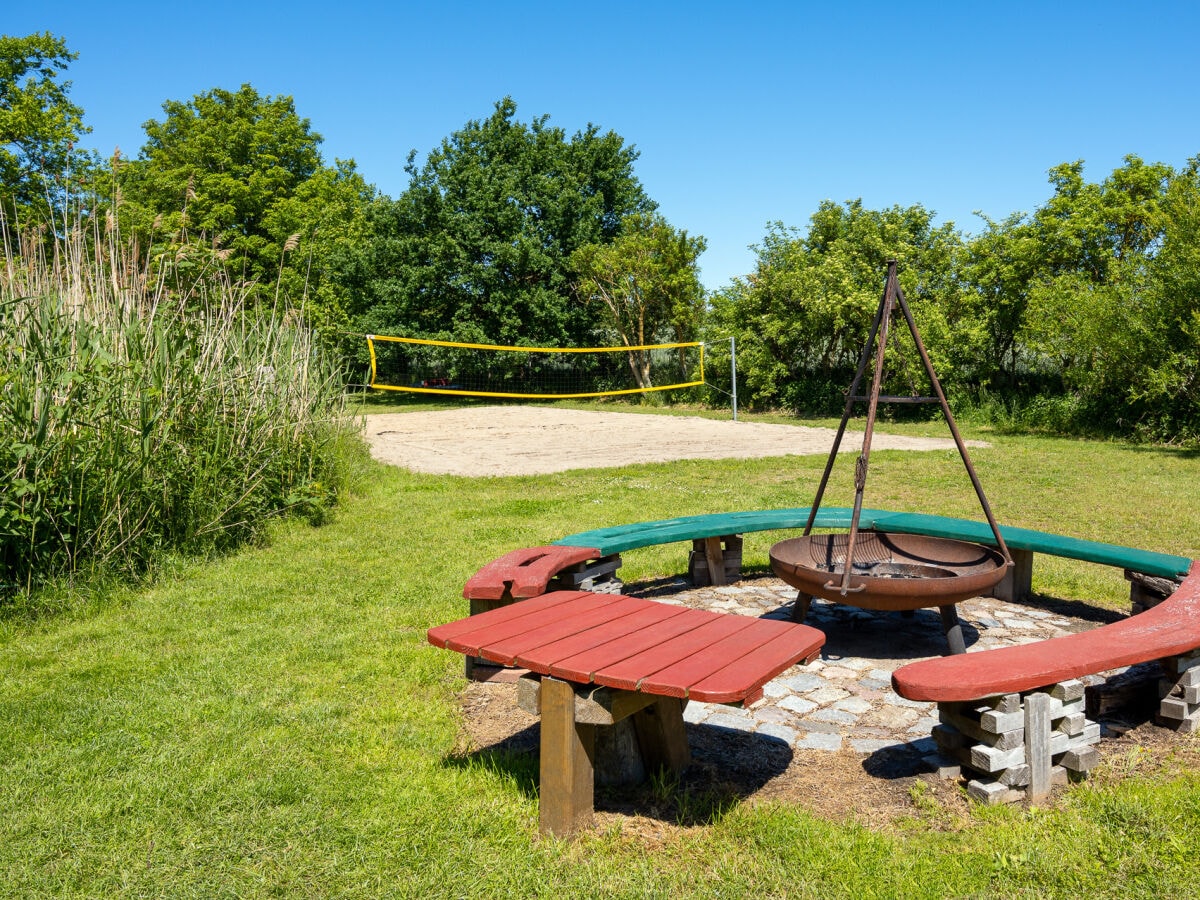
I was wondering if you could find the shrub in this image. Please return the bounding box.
[0,215,361,600]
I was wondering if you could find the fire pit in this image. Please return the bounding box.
[770,532,1008,611]
[780,261,1014,654]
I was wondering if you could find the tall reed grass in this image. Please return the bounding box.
[0,206,361,602]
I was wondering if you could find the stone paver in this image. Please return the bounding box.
[627,573,1123,756]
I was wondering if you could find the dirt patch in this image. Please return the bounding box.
[363,406,983,476]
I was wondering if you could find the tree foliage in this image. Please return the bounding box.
[0,32,89,222]
[571,213,706,387]
[357,97,654,346]
[118,84,324,285]
[710,201,963,413]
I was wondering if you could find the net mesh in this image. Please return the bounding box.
[367,336,704,399]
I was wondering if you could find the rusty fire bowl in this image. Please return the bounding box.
[770,532,1009,611]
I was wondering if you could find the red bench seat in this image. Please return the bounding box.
[893,560,1200,703]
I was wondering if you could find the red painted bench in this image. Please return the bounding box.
[892,560,1200,703]
[428,591,825,837]
[463,545,603,601]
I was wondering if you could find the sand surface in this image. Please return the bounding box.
[362,406,980,476]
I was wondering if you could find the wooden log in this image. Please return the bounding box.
[969,742,1026,774]
[1025,692,1052,802]
[632,697,691,775]
[1049,679,1085,702]
[1055,712,1088,737]
[1060,746,1099,773]
[967,779,1025,805]
[1160,697,1197,721]
[539,677,596,838]
[593,718,646,786]
[517,674,659,726]
[922,754,962,779]
[938,706,1025,750]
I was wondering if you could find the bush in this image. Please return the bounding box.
[0,219,361,601]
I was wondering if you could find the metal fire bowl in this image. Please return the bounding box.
[769,532,1008,611]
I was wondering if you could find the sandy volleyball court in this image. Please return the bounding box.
[361,405,981,476]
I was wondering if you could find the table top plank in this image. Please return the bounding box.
[480,595,643,665]
[636,618,798,698]
[440,593,602,657]
[531,603,693,679]
[541,606,706,681]
[590,614,757,692]
[428,591,582,647]
[687,629,825,703]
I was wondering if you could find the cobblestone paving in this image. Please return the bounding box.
[626,574,1110,755]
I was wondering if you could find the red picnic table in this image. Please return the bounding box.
[428,590,825,836]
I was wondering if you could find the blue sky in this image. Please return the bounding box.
[8,1,1199,289]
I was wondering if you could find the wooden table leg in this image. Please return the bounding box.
[539,677,596,838]
[938,605,967,656]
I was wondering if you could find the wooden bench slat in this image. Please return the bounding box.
[544,607,696,681]
[555,508,1191,579]
[525,609,720,681]
[688,628,825,704]
[636,618,798,698]
[479,595,642,665]
[590,614,757,692]
[428,591,575,647]
[541,608,709,681]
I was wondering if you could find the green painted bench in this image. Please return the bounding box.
[552,507,1191,604]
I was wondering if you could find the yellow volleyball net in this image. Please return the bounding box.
[366,335,704,399]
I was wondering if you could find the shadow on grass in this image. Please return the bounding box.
[442,720,793,827]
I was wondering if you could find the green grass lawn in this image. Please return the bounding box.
[3,407,1200,897]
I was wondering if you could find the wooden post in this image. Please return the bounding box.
[1025,691,1052,802]
[990,548,1034,603]
[703,537,726,587]
[539,677,596,838]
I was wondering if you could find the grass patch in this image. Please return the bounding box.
[2,412,1199,896]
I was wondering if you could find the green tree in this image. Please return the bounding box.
[259,159,376,353]
[962,156,1175,426]
[571,213,706,388]
[710,201,962,412]
[0,32,88,224]
[118,84,324,290]
[358,97,654,346]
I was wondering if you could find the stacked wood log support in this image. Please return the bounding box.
[1128,569,1182,615]
[688,534,743,586]
[927,680,1101,804]
[1158,650,1200,733]
[547,554,624,595]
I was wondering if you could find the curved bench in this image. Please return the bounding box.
[891,560,1200,703]
[554,506,1189,580]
